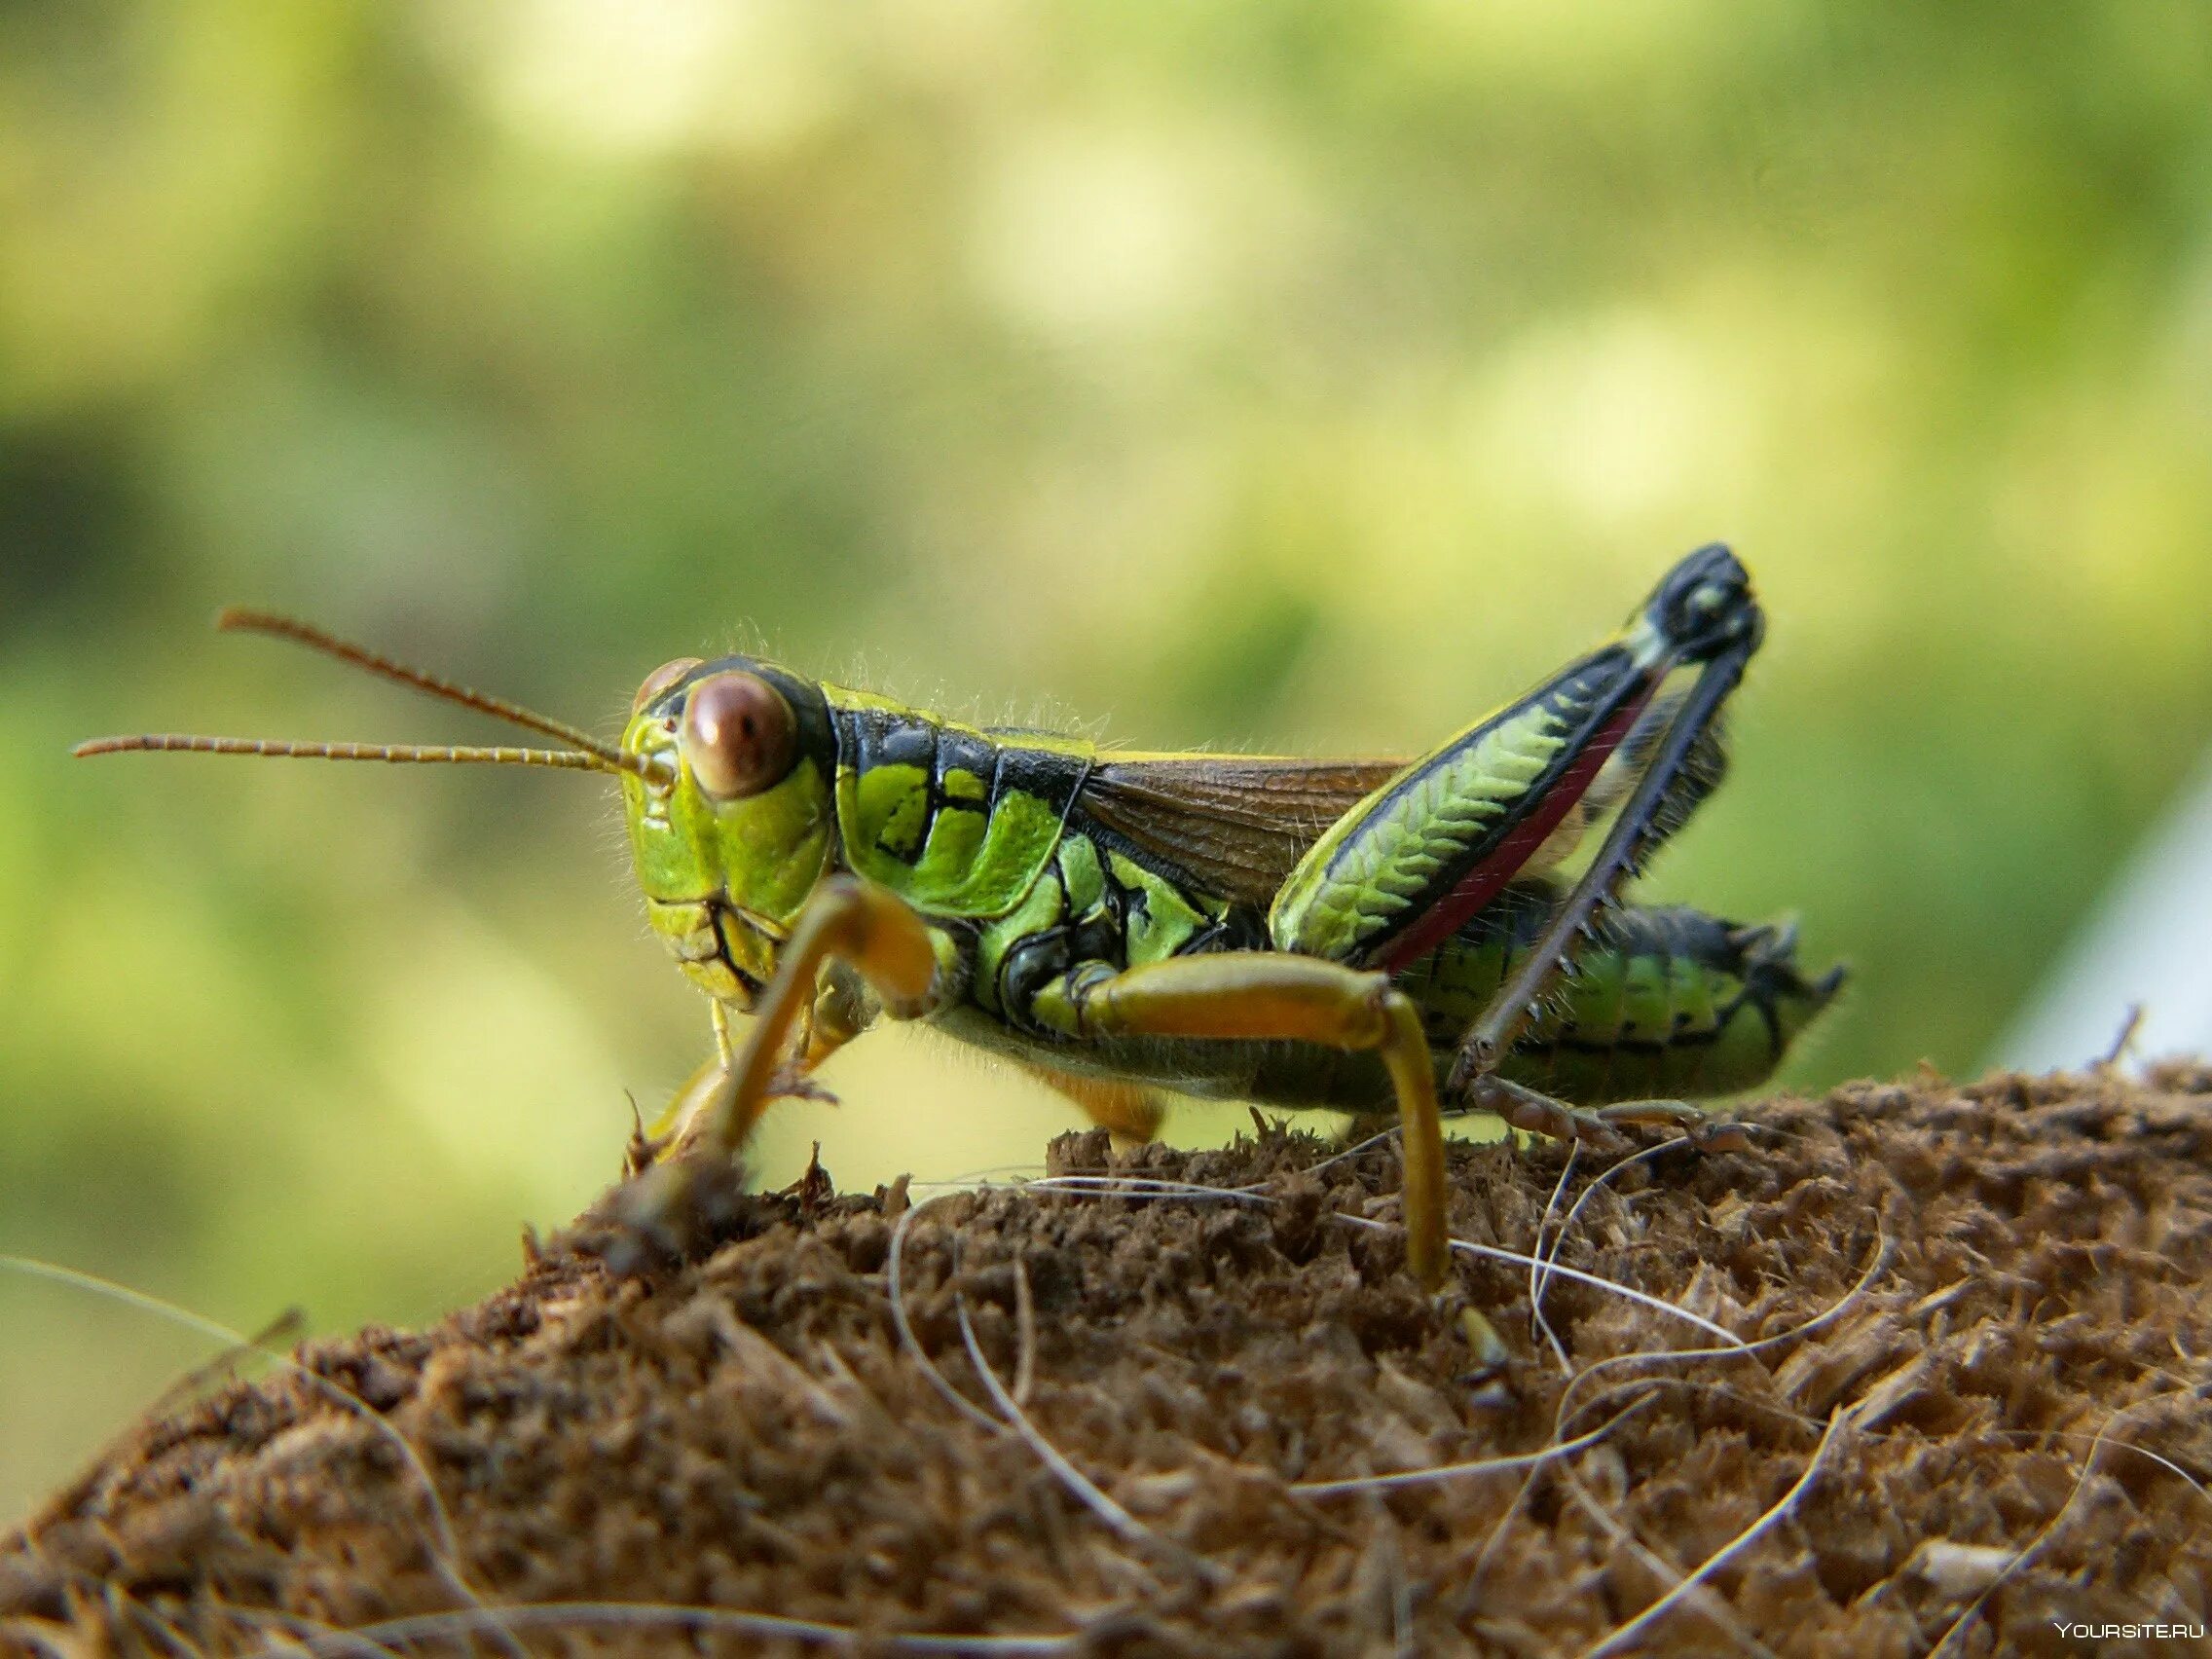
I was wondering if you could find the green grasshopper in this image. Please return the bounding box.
[79,545,1840,1287]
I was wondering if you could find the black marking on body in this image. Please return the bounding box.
[1430,887,1794,1067]
[830,705,1089,868]
[997,854,1124,1036]
[991,835,1266,1039]
[1061,808,1272,956]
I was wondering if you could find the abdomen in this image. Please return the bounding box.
[939,866,1840,1116]
[1394,883,1844,1104]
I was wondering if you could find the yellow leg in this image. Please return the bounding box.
[612,880,940,1253]
[1464,1074,1753,1152]
[645,1000,744,1146]
[1067,953,1450,1288]
[702,876,941,1156]
[802,963,874,1069]
[645,1051,734,1147]
[647,957,883,1162]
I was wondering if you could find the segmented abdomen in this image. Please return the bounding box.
[1392,883,1843,1104]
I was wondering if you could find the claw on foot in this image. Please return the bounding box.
[781,1142,835,1217]
[1461,1076,1752,1154]
[570,1152,756,1273]
[1590,1099,1754,1153]
[1686,1117,1755,1154]
[623,1095,676,1178]
[766,1062,840,1109]
[1456,1305,1517,1406]
[1462,1075,1632,1148]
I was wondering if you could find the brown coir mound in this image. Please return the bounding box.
[5,1069,2211,1657]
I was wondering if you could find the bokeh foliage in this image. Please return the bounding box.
[3,0,2209,1516]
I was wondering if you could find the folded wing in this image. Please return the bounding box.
[1077,754,1408,909]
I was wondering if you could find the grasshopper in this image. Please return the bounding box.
[79,545,1840,1286]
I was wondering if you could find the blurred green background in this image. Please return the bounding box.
[4,1,2210,1519]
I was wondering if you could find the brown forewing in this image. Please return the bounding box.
[1078,754,1408,910]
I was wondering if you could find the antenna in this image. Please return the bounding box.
[75,609,677,787]
[72,734,618,771]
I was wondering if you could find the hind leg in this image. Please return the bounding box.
[1463,1075,1756,1152]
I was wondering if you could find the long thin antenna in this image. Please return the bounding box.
[72,734,618,771]
[214,608,633,772]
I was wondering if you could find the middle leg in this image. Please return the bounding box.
[1049,951,1452,1287]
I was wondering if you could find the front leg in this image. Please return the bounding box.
[702,876,948,1157]
[640,1001,744,1154]
[645,979,860,1168]
[616,877,949,1249]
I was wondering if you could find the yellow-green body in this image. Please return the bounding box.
[619,549,1839,1124]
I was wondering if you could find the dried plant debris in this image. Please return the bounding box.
[5,1068,2211,1657]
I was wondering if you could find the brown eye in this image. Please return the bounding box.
[680,672,796,799]
[633,656,704,715]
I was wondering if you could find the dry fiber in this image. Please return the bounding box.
[4,1068,2210,1657]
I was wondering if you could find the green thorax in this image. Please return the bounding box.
[822,687,1093,918]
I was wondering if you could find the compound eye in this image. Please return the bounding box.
[633,657,704,715]
[680,671,797,800]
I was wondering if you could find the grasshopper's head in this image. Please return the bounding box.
[620,655,839,1008]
